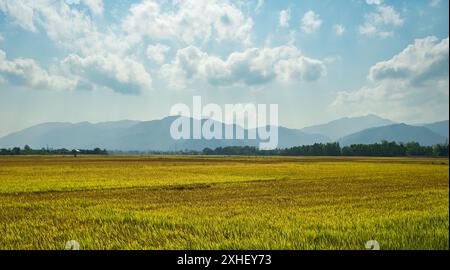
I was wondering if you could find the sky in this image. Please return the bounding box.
[0,0,449,137]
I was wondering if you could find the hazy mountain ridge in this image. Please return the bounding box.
[0,116,330,151]
[0,116,447,151]
[300,114,396,140]
[420,120,449,138]
[338,123,448,146]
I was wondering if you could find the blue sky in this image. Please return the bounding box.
[0,0,448,136]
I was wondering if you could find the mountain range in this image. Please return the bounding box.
[300,114,396,140]
[0,115,447,151]
[337,123,447,146]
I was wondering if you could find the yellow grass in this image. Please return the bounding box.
[0,155,448,250]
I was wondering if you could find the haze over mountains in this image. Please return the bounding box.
[0,115,447,151]
[0,117,330,151]
[337,123,447,146]
[421,121,449,138]
[301,116,448,147]
[300,114,396,140]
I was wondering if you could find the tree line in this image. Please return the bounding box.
[1,141,448,157]
[0,145,107,156]
[202,141,449,157]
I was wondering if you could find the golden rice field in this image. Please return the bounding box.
[0,155,448,250]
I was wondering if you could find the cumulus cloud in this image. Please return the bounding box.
[62,53,152,95]
[368,36,448,86]
[0,0,37,32]
[0,0,128,56]
[333,24,345,36]
[279,9,290,28]
[1,46,153,95]
[0,0,324,95]
[122,0,254,45]
[146,44,170,65]
[0,0,154,95]
[0,49,76,91]
[301,10,322,33]
[161,45,326,89]
[331,36,449,122]
[0,1,95,52]
[359,4,403,38]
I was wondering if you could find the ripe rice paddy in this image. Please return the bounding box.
[0,155,448,250]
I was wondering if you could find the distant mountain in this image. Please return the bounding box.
[338,123,447,146]
[0,117,330,151]
[2,115,445,151]
[420,120,449,138]
[301,114,396,140]
[275,127,330,148]
[0,120,140,150]
[301,114,395,140]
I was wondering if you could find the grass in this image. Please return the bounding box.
[0,155,448,250]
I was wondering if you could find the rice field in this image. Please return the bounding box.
[0,155,448,250]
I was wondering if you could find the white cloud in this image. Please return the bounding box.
[368,36,449,86]
[301,10,322,33]
[0,0,37,32]
[331,36,449,123]
[38,3,96,46]
[0,0,324,95]
[279,9,290,28]
[146,44,170,65]
[359,4,404,38]
[0,1,96,52]
[0,33,3,42]
[0,0,150,96]
[0,49,76,91]
[366,0,382,5]
[333,24,345,36]
[83,0,103,16]
[62,53,152,95]
[0,0,130,57]
[1,46,153,95]
[122,0,254,46]
[161,45,326,89]
[64,0,103,15]
[255,0,264,13]
[65,0,80,4]
[369,5,403,26]
[160,46,208,89]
